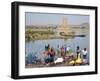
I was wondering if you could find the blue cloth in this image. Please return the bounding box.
[27,53,33,64]
[44,54,54,63]
[64,47,67,53]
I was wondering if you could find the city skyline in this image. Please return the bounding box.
[25,12,89,26]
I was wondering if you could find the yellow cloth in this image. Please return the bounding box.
[75,53,82,64]
[69,60,75,64]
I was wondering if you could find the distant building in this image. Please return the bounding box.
[56,17,68,35]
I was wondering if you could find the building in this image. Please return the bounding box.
[56,17,68,35]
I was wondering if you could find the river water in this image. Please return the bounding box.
[25,29,89,63]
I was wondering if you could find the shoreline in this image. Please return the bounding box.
[25,62,89,68]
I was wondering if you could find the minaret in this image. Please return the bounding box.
[62,17,68,34]
[56,17,68,36]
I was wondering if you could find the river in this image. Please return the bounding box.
[25,29,89,63]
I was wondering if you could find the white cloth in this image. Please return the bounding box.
[82,50,87,55]
[54,57,64,64]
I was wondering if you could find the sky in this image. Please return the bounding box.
[25,12,89,26]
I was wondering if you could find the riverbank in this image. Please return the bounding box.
[25,33,86,41]
[25,61,89,68]
[25,54,89,68]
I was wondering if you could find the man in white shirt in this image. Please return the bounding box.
[82,48,88,64]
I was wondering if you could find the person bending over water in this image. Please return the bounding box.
[43,46,55,65]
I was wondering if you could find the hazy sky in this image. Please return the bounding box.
[25,12,89,26]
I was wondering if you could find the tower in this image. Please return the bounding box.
[56,17,68,36]
[62,17,68,34]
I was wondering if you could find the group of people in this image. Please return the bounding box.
[69,46,88,65]
[57,45,72,57]
[76,46,88,60]
[43,44,88,65]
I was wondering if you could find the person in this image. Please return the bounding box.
[43,51,49,64]
[82,48,88,64]
[64,45,67,55]
[56,45,60,56]
[60,46,65,57]
[76,46,80,58]
[82,48,87,59]
[67,46,72,56]
[48,47,55,63]
[76,46,80,52]
[43,47,55,65]
[75,51,82,64]
[47,44,50,51]
[45,44,50,51]
[60,46,67,62]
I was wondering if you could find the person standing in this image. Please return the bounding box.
[82,48,88,64]
[82,48,87,59]
[75,51,82,64]
[76,46,80,57]
[67,46,72,56]
[64,45,67,55]
[76,46,80,53]
[60,46,65,57]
